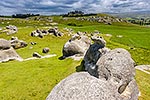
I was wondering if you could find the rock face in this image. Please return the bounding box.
[0,39,23,62]
[46,72,120,100]
[62,32,91,57]
[0,38,11,50]
[83,35,110,76]
[46,72,139,100]
[96,48,136,95]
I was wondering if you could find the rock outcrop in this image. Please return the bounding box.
[62,32,91,58]
[0,38,11,50]
[31,27,63,38]
[48,27,63,37]
[0,38,23,62]
[10,37,27,49]
[47,36,139,100]
[46,72,139,100]
[6,25,18,35]
[83,35,110,76]
[46,72,120,100]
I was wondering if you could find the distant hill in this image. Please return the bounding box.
[106,11,150,18]
[105,11,150,25]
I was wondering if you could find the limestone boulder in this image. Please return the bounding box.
[10,37,27,49]
[46,72,139,100]
[0,38,11,50]
[120,79,139,100]
[96,48,136,93]
[46,72,120,100]
[62,33,91,57]
[0,47,22,63]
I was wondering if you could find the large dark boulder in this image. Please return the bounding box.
[83,36,110,75]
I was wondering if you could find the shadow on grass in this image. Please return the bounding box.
[58,55,85,72]
[58,56,65,60]
[76,60,85,72]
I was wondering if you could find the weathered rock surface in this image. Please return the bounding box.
[62,33,91,57]
[47,36,139,100]
[10,37,27,49]
[0,38,11,50]
[46,72,139,100]
[120,79,139,100]
[83,35,110,75]
[0,39,23,62]
[46,72,120,100]
[96,48,135,82]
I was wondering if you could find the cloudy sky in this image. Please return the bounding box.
[0,0,150,15]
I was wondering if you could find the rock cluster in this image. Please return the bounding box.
[31,27,63,38]
[62,32,91,58]
[47,36,139,100]
[76,16,126,25]
[0,38,23,63]
[10,36,27,49]
[5,25,18,35]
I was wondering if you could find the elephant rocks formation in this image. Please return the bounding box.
[47,36,139,100]
[0,38,23,62]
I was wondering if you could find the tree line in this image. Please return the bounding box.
[62,10,97,17]
[12,14,40,18]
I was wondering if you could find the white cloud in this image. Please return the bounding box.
[0,0,150,15]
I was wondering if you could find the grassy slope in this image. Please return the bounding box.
[0,26,81,99]
[0,17,150,100]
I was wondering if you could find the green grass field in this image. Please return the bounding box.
[0,16,150,100]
